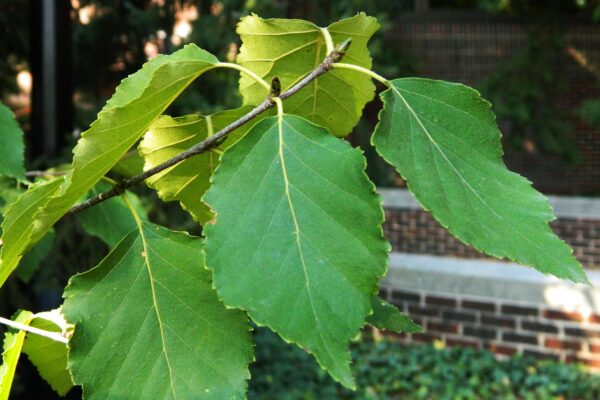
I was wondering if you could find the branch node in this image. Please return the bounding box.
[331,38,352,63]
[270,77,281,98]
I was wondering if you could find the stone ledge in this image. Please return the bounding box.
[383,252,600,314]
[378,188,600,220]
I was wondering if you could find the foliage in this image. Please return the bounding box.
[480,27,578,162]
[0,104,24,180]
[580,98,600,129]
[250,329,600,400]
[0,11,589,398]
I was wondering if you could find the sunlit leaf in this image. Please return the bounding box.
[237,13,378,137]
[140,106,260,224]
[0,44,218,286]
[0,311,33,400]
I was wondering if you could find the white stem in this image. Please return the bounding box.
[319,27,334,54]
[333,63,391,87]
[0,316,68,344]
[273,97,284,119]
[215,62,271,91]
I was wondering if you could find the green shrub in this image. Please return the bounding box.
[250,329,600,399]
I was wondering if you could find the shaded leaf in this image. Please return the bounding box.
[16,229,55,283]
[237,13,378,137]
[78,183,147,247]
[204,114,389,388]
[367,297,422,333]
[140,106,259,224]
[111,150,145,177]
[0,103,25,180]
[63,222,252,399]
[372,78,587,283]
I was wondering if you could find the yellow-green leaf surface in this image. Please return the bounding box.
[0,103,25,180]
[372,78,587,283]
[237,13,378,137]
[140,106,259,224]
[0,179,62,286]
[22,310,73,396]
[204,114,389,388]
[78,183,147,248]
[63,222,252,399]
[0,311,33,400]
[367,297,422,333]
[0,44,218,287]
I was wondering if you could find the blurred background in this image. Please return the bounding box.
[2,0,600,398]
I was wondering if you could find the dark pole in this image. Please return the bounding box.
[30,0,72,160]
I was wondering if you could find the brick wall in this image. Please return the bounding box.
[383,208,600,269]
[380,287,600,369]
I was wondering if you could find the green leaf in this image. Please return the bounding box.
[0,179,63,286]
[0,103,25,180]
[372,78,587,283]
[22,309,73,396]
[63,222,252,399]
[236,13,378,137]
[140,106,258,224]
[204,114,389,388]
[367,297,422,333]
[111,150,145,177]
[0,44,218,286]
[78,183,147,247]
[16,229,55,283]
[0,311,33,400]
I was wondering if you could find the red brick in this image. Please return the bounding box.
[589,342,600,353]
[524,350,560,361]
[521,321,559,334]
[463,326,497,340]
[442,310,476,323]
[589,314,600,324]
[567,356,600,368]
[501,304,539,317]
[391,290,421,304]
[487,343,517,356]
[412,333,438,343]
[425,295,457,307]
[408,305,440,318]
[481,315,516,329]
[564,327,600,339]
[427,321,459,334]
[447,338,480,349]
[503,332,539,345]
[544,338,582,351]
[462,300,496,312]
[543,310,584,322]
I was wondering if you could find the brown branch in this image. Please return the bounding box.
[65,45,348,217]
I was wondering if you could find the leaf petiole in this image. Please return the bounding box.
[215,62,271,92]
[0,316,67,344]
[333,63,390,87]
